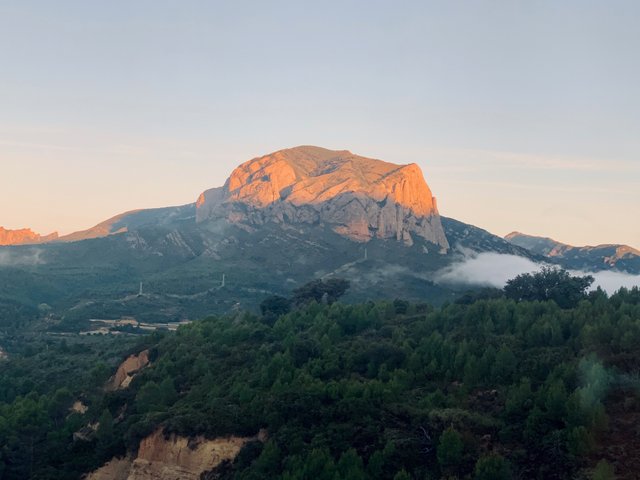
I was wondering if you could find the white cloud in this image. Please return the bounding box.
[435,252,541,288]
[579,269,640,294]
[435,251,640,295]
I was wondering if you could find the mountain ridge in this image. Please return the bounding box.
[0,145,528,328]
[5,147,633,262]
[56,204,196,243]
[505,231,640,273]
[1,146,637,330]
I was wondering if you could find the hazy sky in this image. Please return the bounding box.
[1,1,638,247]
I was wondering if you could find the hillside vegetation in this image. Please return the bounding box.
[0,271,639,479]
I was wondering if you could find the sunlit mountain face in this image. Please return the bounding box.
[0,226,58,246]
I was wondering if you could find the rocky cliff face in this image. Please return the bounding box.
[86,428,267,480]
[0,226,58,245]
[107,350,150,390]
[196,146,449,250]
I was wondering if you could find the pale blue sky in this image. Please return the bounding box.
[1,1,638,247]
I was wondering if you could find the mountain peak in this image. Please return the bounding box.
[0,226,58,246]
[197,146,449,249]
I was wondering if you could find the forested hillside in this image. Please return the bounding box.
[1,272,639,479]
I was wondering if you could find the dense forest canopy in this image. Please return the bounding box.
[0,269,638,479]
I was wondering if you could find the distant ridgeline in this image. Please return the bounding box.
[505,231,640,273]
[0,272,638,479]
[0,146,637,331]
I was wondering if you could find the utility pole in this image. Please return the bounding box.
[221,274,226,288]
[364,248,368,261]
[138,282,143,296]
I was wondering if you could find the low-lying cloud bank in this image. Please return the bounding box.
[0,248,45,266]
[435,251,640,295]
[575,269,640,294]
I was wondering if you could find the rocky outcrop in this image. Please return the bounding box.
[70,400,88,414]
[196,146,449,249]
[107,350,150,391]
[86,428,267,480]
[0,226,58,245]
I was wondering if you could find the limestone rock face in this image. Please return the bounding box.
[0,226,58,245]
[196,146,449,249]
